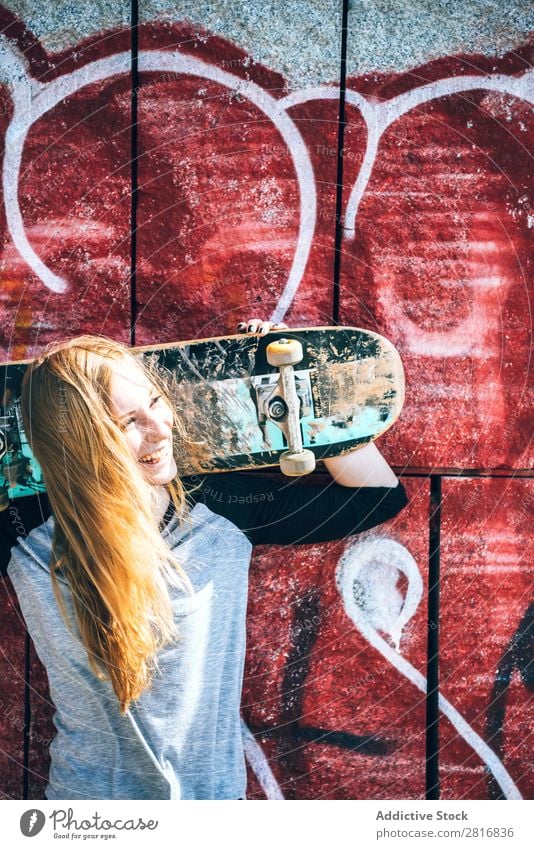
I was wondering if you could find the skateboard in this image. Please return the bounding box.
[0,327,404,508]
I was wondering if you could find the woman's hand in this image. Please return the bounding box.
[235,318,288,335]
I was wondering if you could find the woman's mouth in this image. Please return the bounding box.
[138,442,171,466]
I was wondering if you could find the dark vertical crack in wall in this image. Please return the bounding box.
[332,0,349,325]
[130,0,139,345]
[426,474,441,798]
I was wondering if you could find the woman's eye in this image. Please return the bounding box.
[121,395,162,428]
[120,396,162,429]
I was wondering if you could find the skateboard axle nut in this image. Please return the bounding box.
[268,397,287,420]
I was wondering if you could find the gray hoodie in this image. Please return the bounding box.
[8,502,252,800]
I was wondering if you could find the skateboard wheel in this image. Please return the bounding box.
[266,338,303,367]
[280,449,316,476]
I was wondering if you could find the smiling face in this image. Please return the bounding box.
[110,357,177,486]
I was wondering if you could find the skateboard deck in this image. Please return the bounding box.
[0,327,404,506]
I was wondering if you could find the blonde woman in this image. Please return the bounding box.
[5,323,407,800]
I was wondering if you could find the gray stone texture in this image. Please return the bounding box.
[3,1,531,86]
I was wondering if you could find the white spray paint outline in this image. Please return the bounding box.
[0,38,316,299]
[0,36,532,316]
[336,536,522,800]
[277,74,534,354]
[240,717,285,800]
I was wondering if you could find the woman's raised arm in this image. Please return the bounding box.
[323,442,400,488]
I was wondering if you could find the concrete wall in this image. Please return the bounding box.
[0,1,532,799]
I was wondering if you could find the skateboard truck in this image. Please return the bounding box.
[265,338,316,476]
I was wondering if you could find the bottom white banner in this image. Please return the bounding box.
[3,799,532,848]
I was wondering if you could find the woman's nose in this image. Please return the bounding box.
[143,410,170,438]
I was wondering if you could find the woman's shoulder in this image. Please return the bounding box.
[7,513,55,579]
[0,493,53,576]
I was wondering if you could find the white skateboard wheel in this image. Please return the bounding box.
[280,449,316,476]
[266,338,303,367]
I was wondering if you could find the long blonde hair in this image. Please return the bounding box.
[21,334,202,713]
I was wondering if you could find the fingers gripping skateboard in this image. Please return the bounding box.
[266,339,316,477]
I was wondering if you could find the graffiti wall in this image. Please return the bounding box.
[0,1,532,799]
